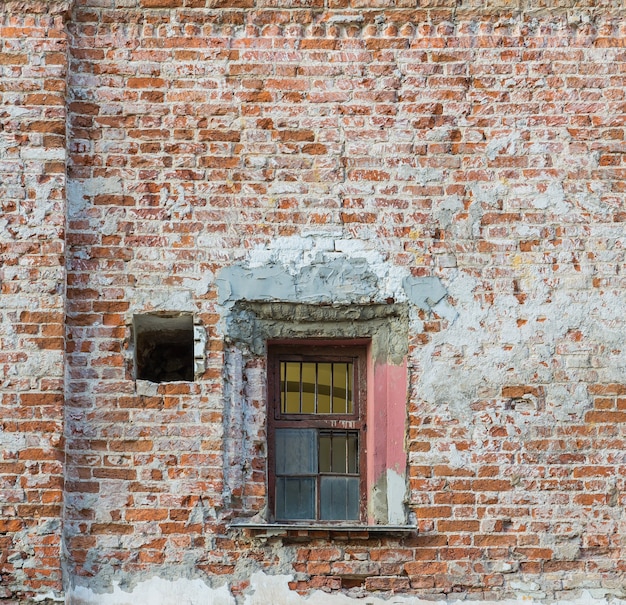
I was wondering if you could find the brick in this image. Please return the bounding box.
[404,561,447,576]
[0,53,28,65]
[91,524,133,535]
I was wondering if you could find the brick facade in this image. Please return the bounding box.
[0,0,68,599]
[2,0,626,603]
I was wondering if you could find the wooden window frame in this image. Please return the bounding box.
[267,342,368,524]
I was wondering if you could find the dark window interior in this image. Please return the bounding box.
[134,314,194,383]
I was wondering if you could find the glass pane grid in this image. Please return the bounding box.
[275,429,360,522]
[319,431,359,476]
[280,361,353,414]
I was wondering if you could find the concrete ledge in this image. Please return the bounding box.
[229,522,417,539]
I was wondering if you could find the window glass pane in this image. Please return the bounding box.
[346,362,353,413]
[319,433,331,473]
[347,433,358,474]
[275,429,317,475]
[317,363,332,414]
[283,362,301,413]
[320,477,360,520]
[332,363,348,414]
[330,433,347,474]
[276,477,315,520]
[301,362,316,413]
[282,360,354,416]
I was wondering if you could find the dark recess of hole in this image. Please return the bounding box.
[340,576,366,589]
[136,329,194,383]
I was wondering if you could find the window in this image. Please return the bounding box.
[267,344,367,523]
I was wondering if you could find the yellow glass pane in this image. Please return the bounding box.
[284,362,301,413]
[301,362,316,413]
[332,363,348,414]
[317,363,332,414]
[346,363,353,414]
[280,362,285,411]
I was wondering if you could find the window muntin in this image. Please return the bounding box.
[280,361,353,414]
[269,345,366,523]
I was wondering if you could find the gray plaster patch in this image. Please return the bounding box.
[296,258,379,303]
[217,265,297,306]
[217,236,455,321]
[402,276,448,311]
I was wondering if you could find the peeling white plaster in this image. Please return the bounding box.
[181,273,213,296]
[161,184,192,218]
[0,428,27,455]
[14,349,63,381]
[67,177,124,218]
[574,183,615,215]
[68,578,235,605]
[129,289,196,313]
[433,195,463,229]
[33,591,64,602]
[62,564,626,605]
[396,164,443,184]
[486,131,521,160]
[532,181,570,215]
[20,147,65,161]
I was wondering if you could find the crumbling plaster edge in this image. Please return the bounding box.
[61,572,626,605]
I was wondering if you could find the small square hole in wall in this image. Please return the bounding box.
[134,314,194,383]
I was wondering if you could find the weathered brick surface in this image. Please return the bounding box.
[0,0,69,600]
[3,0,626,602]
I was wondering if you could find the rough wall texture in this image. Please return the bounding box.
[0,0,68,600]
[2,0,626,603]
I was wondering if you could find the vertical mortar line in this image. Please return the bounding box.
[62,2,71,594]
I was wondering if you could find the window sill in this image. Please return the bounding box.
[228,522,417,539]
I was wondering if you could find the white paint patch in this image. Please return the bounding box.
[68,577,235,605]
[385,469,406,525]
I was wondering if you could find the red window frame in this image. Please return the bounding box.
[267,342,367,523]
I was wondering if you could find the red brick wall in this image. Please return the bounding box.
[0,0,68,600]
[4,0,626,602]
